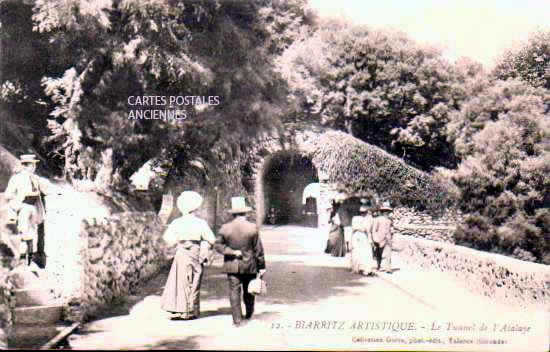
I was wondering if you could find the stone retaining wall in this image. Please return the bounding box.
[393,206,464,227]
[395,234,550,310]
[63,212,168,322]
[0,193,18,348]
[391,207,548,310]
[392,207,463,243]
[394,224,455,243]
[0,258,15,349]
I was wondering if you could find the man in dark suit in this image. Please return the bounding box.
[215,196,266,327]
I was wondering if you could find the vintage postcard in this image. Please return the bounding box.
[0,0,548,351]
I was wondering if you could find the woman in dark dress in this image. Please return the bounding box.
[324,201,346,257]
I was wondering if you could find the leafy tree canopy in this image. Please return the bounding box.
[440,78,550,263]
[493,30,550,90]
[0,0,314,192]
[277,19,477,170]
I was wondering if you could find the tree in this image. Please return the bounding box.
[0,1,60,173]
[21,0,312,194]
[441,78,550,263]
[277,20,473,170]
[255,0,317,56]
[493,30,550,90]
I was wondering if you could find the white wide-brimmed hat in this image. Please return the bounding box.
[177,191,203,214]
[20,154,40,164]
[228,196,252,214]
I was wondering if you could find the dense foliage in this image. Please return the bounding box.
[441,77,550,264]
[278,20,478,170]
[1,0,315,193]
[438,30,550,264]
[493,30,550,90]
[307,131,452,212]
[0,2,60,171]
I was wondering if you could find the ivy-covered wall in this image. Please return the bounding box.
[305,131,452,212]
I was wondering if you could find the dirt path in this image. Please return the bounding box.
[67,225,546,351]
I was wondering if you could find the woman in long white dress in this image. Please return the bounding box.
[350,204,374,275]
[161,191,216,320]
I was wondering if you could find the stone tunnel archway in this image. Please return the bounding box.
[250,124,331,228]
[259,150,318,225]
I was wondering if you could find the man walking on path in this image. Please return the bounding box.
[215,197,266,327]
[370,201,394,273]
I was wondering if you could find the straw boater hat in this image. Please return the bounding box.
[20,154,40,164]
[177,191,203,214]
[229,197,252,214]
[379,201,393,212]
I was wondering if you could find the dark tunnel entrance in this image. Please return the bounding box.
[262,151,318,225]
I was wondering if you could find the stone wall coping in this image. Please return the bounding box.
[111,211,158,215]
[395,224,456,231]
[396,234,550,276]
[81,211,158,221]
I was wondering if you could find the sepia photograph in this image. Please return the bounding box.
[0,0,549,350]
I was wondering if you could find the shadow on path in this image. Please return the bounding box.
[69,225,375,349]
[201,261,367,305]
[141,335,200,350]
[86,254,368,321]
